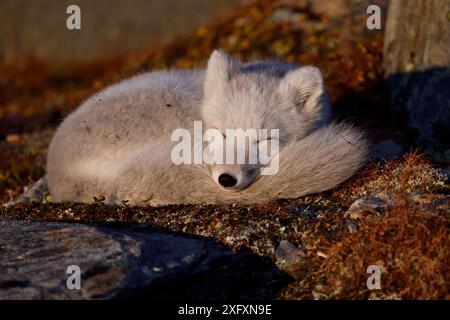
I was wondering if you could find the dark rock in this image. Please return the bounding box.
[373,139,404,161]
[0,216,290,299]
[444,166,450,182]
[384,1,450,155]
[386,68,450,153]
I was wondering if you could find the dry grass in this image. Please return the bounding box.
[324,195,449,299]
[280,193,449,300]
[332,153,449,205]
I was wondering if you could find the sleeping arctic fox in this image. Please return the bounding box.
[46,50,368,206]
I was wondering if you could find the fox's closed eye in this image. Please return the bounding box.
[211,127,226,138]
[257,137,272,144]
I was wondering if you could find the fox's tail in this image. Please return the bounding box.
[240,122,369,202]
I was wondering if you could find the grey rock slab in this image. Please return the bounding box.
[0,216,289,299]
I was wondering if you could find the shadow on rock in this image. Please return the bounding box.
[0,216,291,300]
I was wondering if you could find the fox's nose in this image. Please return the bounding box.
[218,173,237,188]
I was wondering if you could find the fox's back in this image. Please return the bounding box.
[49,69,204,159]
[46,68,206,202]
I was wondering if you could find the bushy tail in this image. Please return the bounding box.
[240,122,369,202]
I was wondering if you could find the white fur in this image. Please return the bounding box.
[46,50,368,206]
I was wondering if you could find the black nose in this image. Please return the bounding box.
[218,173,237,188]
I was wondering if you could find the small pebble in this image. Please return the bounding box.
[6,134,22,143]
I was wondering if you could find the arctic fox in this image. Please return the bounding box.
[46,50,368,206]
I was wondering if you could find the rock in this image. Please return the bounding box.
[278,0,349,19]
[0,216,290,299]
[374,139,404,160]
[345,192,450,220]
[3,177,48,207]
[444,166,450,181]
[345,194,389,220]
[310,0,348,19]
[275,240,305,266]
[270,8,307,25]
[384,1,450,154]
[387,69,450,154]
[445,150,450,163]
[344,192,450,234]
[6,134,23,143]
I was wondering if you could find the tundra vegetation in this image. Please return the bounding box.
[0,0,448,299]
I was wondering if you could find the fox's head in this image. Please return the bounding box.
[200,50,330,191]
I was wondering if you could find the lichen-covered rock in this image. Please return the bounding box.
[0,216,289,299]
[275,240,305,265]
[343,192,450,233]
[345,192,450,220]
[3,177,48,208]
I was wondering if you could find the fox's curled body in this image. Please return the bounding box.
[47,51,368,206]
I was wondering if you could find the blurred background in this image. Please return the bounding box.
[0,0,243,62]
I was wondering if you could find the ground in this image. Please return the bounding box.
[0,0,449,299]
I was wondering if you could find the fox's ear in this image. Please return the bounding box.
[204,50,241,97]
[279,66,327,117]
